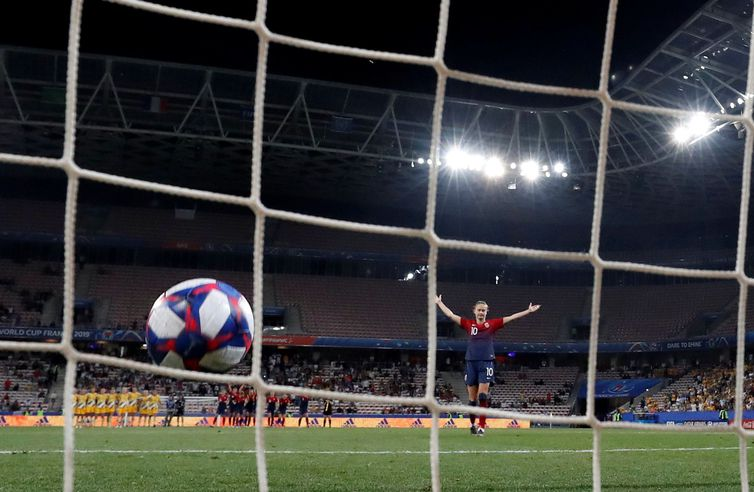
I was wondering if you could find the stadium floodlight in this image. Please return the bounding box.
[561,172,568,178]
[729,102,736,109]
[738,97,745,105]
[520,160,540,181]
[673,113,712,145]
[445,147,468,170]
[483,157,505,178]
[405,272,415,280]
[545,171,551,178]
[417,157,425,164]
[672,126,692,144]
[542,165,549,171]
[427,158,433,165]
[553,162,565,174]
[688,113,710,135]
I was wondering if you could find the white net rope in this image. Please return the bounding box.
[0,0,753,490]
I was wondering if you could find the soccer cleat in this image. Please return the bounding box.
[476,427,485,436]
[470,424,478,435]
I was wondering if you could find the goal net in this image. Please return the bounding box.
[0,0,753,491]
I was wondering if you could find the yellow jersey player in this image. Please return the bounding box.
[95,388,108,427]
[128,388,141,425]
[117,388,130,427]
[76,389,87,426]
[136,390,149,427]
[147,390,160,427]
[72,389,82,428]
[106,389,118,427]
[85,389,97,427]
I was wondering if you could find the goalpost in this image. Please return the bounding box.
[0,0,753,491]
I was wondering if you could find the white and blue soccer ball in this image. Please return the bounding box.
[146,278,254,373]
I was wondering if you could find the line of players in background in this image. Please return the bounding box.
[212,386,322,428]
[72,387,161,428]
[73,385,329,429]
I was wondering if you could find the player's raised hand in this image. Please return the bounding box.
[435,294,442,304]
[528,303,541,313]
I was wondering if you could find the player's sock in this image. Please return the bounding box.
[305,417,309,427]
[478,393,489,431]
[468,400,477,427]
[298,417,302,427]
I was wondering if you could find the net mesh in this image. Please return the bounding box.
[0,0,753,490]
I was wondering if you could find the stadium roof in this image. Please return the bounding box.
[0,0,751,226]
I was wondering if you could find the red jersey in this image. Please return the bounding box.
[278,396,291,409]
[231,391,244,405]
[218,393,229,404]
[266,396,277,406]
[461,317,504,361]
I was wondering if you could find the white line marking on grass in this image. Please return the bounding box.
[0,447,741,455]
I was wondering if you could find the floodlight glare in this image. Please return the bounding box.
[417,157,425,164]
[483,157,505,178]
[446,148,468,170]
[738,97,745,105]
[688,114,710,136]
[672,126,692,144]
[510,162,517,169]
[520,160,540,181]
[553,162,565,174]
[561,172,568,178]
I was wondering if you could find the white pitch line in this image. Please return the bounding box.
[0,447,741,455]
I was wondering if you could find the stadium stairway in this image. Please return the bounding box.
[628,378,669,410]
[697,295,738,337]
[46,370,66,413]
[439,371,467,403]
[566,372,584,409]
[75,264,96,299]
[283,305,304,333]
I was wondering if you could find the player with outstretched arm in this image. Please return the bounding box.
[435,295,540,436]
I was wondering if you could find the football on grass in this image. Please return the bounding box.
[146,278,253,373]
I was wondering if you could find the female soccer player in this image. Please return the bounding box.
[297,394,310,428]
[435,295,540,436]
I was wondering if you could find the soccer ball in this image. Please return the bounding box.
[145,278,254,373]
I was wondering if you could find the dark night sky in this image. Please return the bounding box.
[3,0,709,100]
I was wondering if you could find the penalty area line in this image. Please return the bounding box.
[0,446,741,455]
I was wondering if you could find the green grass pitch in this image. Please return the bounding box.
[0,427,749,491]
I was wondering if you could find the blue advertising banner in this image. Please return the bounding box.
[0,326,750,353]
[578,379,663,398]
[621,410,754,425]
